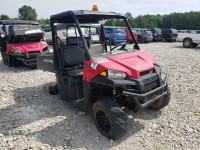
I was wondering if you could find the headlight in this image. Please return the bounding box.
[12,50,23,55]
[107,70,126,79]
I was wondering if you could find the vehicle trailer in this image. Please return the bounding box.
[37,7,171,139]
[0,20,49,68]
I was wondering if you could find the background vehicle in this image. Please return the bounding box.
[182,33,200,48]
[37,8,170,140]
[104,26,127,44]
[44,24,98,44]
[177,30,197,42]
[89,26,100,43]
[125,28,138,43]
[44,24,67,43]
[135,28,153,43]
[150,28,162,42]
[161,29,178,42]
[0,20,49,68]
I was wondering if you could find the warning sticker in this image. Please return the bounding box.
[91,58,108,70]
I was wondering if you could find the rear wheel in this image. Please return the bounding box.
[183,39,192,48]
[129,41,134,44]
[162,37,167,42]
[93,97,127,139]
[137,37,143,43]
[148,85,171,110]
[1,50,7,65]
[29,65,37,69]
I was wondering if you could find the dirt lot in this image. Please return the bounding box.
[0,42,200,150]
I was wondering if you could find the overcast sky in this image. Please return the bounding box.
[0,0,200,19]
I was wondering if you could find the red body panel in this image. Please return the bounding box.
[83,50,156,82]
[6,42,48,54]
[125,28,138,41]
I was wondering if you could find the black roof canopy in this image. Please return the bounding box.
[51,10,126,24]
[0,20,39,25]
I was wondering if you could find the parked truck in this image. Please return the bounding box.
[182,33,200,48]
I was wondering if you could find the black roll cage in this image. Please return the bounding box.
[50,10,140,70]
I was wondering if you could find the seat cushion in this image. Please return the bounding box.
[65,69,83,77]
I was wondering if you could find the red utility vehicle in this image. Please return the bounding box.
[125,28,138,43]
[0,20,49,68]
[37,7,171,139]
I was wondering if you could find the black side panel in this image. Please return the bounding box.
[36,53,55,73]
[56,73,83,102]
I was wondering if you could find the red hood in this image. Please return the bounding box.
[84,50,156,82]
[6,42,48,54]
[105,51,155,79]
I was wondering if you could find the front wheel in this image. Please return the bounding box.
[148,85,171,110]
[183,39,192,48]
[6,53,14,67]
[93,97,127,139]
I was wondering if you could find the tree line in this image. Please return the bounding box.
[105,11,200,30]
[0,5,50,25]
[1,5,200,30]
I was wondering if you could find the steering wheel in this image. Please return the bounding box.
[102,39,112,53]
[111,43,127,51]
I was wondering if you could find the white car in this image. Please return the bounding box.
[182,32,200,48]
[44,24,90,44]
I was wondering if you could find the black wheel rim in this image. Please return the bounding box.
[96,110,111,133]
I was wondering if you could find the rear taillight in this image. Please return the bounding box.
[161,34,163,37]
[62,32,66,37]
[171,34,173,38]
[42,33,45,37]
[113,34,116,38]
[154,34,157,37]
[177,34,178,37]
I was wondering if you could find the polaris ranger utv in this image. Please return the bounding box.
[37,6,171,139]
[0,20,49,68]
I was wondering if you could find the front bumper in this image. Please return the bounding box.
[10,50,49,66]
[123,75,168,111]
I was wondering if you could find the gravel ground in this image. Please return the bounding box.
[0,42,200,150]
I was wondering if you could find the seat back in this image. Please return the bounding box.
[62,46,85,68]
[67,37,91,48]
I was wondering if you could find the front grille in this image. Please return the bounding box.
[144,81,158,92]
[140,69,154,77]
[28,51,40,55]
[28,51,40,59]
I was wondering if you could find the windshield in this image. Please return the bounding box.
[171,29,178,34]
[155,29,161,34]
[115,28,125,34]
[132,30,137,33]
[135,29,140,33]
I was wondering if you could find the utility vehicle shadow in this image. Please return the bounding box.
[0,83,161,149]
[0,60,37,73]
